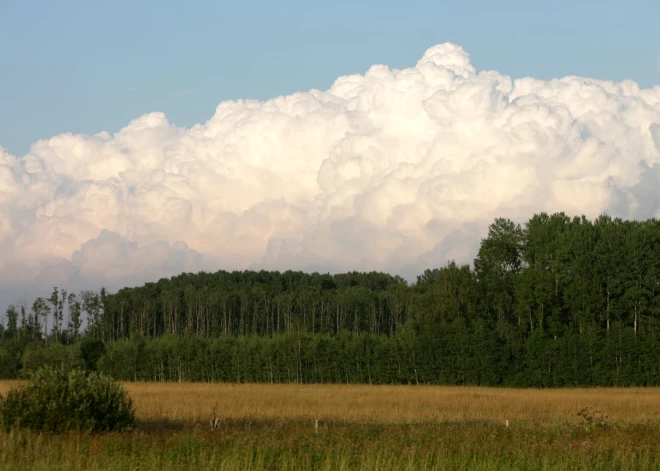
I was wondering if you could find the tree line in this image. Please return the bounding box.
[2,212,660,387]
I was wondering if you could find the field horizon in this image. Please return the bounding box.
[4,381,660,424]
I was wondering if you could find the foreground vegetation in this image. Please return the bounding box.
[3,421,660,470]
[2,382,660,470]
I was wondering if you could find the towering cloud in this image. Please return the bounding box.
[1,43,659,304]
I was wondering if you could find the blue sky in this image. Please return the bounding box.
[0,0,658,156]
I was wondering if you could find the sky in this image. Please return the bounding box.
[0,0,658,156]
[0,0,659,311]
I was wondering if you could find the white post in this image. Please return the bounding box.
[315,419,319,434]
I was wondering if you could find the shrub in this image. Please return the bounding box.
[0,366,137,433]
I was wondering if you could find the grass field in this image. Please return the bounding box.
[2,381,660,470]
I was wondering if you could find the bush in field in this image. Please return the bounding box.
[0,367,136,433]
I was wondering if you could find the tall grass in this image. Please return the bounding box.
[2,381,660,470]
[2,421,659,470]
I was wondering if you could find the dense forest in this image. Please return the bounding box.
[2,212,660,387]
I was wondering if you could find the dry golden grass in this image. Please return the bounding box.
[4,380,657,425]
[0,381,21,397]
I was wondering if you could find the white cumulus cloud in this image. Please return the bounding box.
[1,42,660,307]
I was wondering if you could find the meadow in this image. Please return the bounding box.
[2,382,660,470]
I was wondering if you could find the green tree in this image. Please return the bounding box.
[4,305,18,339]
[474,218,523,325]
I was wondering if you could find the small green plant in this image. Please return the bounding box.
[577,407,608,431]
[0,366,136,433]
